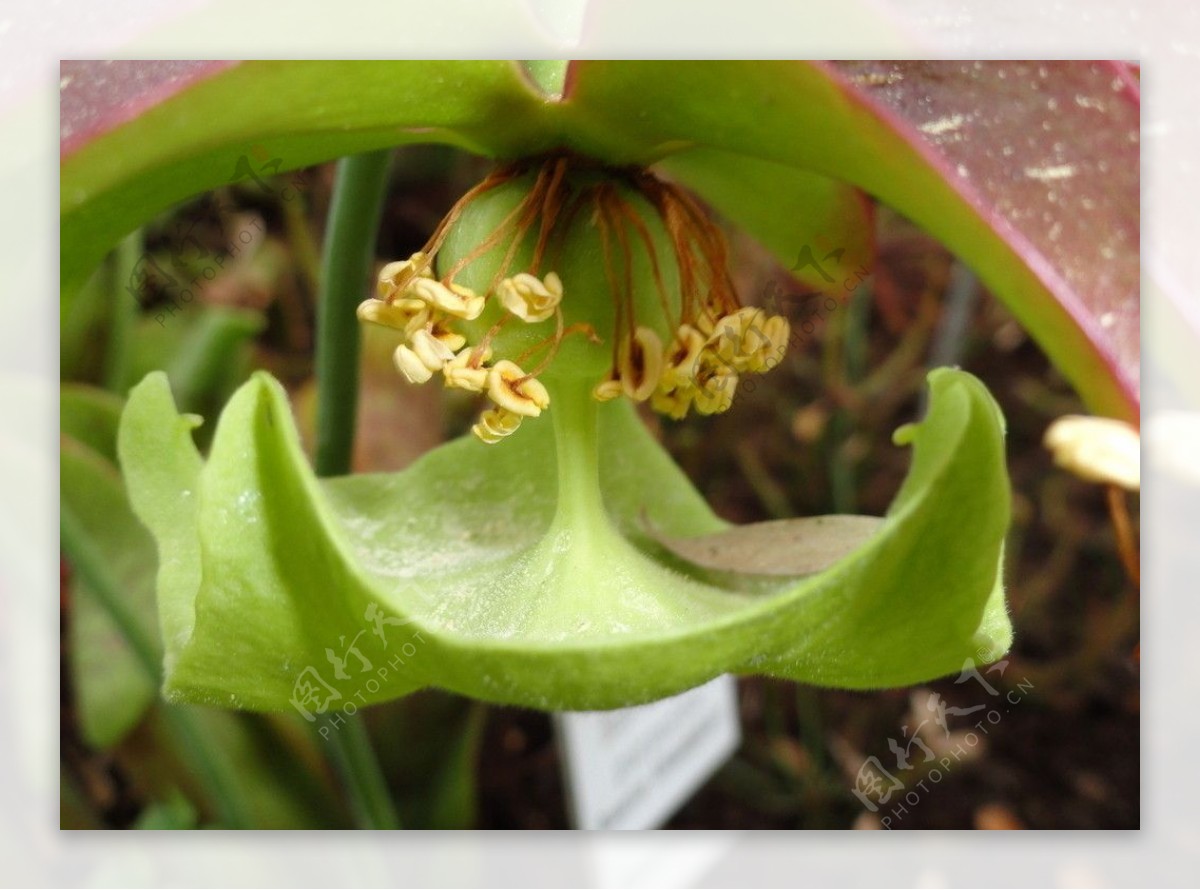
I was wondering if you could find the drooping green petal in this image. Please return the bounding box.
[120,366,1010,712]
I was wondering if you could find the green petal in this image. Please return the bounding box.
[120,366,1010,711]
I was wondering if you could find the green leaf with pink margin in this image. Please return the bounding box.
[59,61,871,303]
[557,60,1139,421]
[60,61,558,301]
[63,61,1136,419]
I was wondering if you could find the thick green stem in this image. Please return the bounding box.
[60,503,251,829]
[313,149,401,829]
[315,150,392,478]
[548,379,609,534]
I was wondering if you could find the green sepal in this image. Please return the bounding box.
[119,367,1010,712]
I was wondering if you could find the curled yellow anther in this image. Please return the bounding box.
[592,370,624,402]
[487,360,551,417]
[651,384,695,420]
[427,318,466,353]
[444,346,492,392]
[357,297,428,333]
[708,307,767,373]
[411,278,485,320]
[472,406,524,444]
[692,350,739,415]
[377,252,434,300]
[618,326,664,402]
[661,324,706,389]
[410,328,456,372]
[393,344,434,384]
[760,315,790,366]
[497,272,563,323]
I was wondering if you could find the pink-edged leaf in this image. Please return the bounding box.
[832,60,1139,417]
[61,60,1138,418]
[559,60,1139,420]
[60,60,559,300]
[60,61,236,159]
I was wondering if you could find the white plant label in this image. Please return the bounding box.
[554,675,741,830]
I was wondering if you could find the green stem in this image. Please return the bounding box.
[281,188,323,299]
[315,150,392,478]
[103,232,141,394]
[549,378,608,532]
[325,714,402,830]
[313,149,400,830]
[60,504,159,678]
[828,284,871,514]
[60,503,251,828]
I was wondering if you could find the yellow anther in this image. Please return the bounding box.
[393,344,434,384]
[357,297,428,333]
[444,346,492,392]
[661,324,706,389]
[487,360,551,417]
[761,314,790,362]
[428,318,467,353]
[651,384,695,420]
[472,407,524,444]
[709,307,768,373]
[694,310,718,338]
[410,328,456,372]
[411,278,485,320]
[377,252,434,300]
[592,371,624,402]
[692,350,739,415]
[496,271,564,323]
[618,325,664,402]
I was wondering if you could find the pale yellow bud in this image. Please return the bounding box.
[1044,415,1140,490]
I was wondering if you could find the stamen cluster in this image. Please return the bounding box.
[357,155,791,444]
[358,252,559,443]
